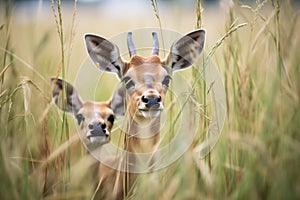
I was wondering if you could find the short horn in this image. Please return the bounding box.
[151,32,159,55]
[127,32,137,57]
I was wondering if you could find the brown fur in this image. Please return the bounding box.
[84,30,206,199]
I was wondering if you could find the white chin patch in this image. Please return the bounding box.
[89,136,107,143]
[86,131,109,144]
[140,110,161,119]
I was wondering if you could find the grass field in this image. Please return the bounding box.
[1,0,300,199]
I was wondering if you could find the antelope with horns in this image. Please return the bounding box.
[85,29,206,196]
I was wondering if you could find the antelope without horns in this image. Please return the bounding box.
[51,77,126,199]
[51,77,124,144]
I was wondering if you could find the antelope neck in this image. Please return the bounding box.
[126,116,161,153]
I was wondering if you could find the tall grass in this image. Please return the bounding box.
[50,0,78,194]
[0,0,299,199]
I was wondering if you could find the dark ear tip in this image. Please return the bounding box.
[188,29,206,42]
[194,29,206,35]
[84,34,91,41]
[84,34,101,42]
[84,34,93,47]
[50,77,64,89]
[51,77,62,83]
[84,33,95,39]
[200,29,206,36]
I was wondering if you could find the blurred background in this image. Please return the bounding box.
[1,0,300,199]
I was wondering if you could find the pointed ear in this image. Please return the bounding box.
[108,87,125,117]
[163,29,205,73]
[51,78,83,114]
[85,34,125,78]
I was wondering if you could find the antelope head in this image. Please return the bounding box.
[51,78,124,144]
[85,30,205,123]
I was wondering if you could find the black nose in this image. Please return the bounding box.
[88,122,107,136]
[141,95,161,109]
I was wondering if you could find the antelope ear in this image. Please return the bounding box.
[51,78,83,114]
[85,34,125,79]
[108,87,125,117]
[163,29,205,73]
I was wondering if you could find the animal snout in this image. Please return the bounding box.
[88,122,106,130]
[141,95,161,109]
[88,121,108,136]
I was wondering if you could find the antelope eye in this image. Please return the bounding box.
[162,75,172,87]
[75,114,85,125]
[126,80,135,89]
[107,114,115,125]
[122,77,135,90]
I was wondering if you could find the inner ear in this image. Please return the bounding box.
[163,29,206,73]
[85,34,126,79]
[89,39,100,49]
[85,34,105,51]
[51,77,83,114]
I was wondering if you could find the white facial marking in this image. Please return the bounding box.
[140,110,161,118]
[86,130,110,144]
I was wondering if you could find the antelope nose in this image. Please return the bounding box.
[141,95,161,109]
[88,122,107,135]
